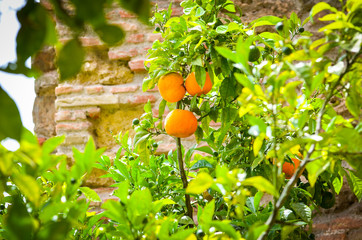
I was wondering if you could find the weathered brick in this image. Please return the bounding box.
[108,48,138,60]
[86,85,104,94]
[55,110,86,122]
[128,59,146,72]
[316,232,347,240]
[55,85,83,95]
[119,9,136,18]
[146,33,163,42]
[79,37,102,46]
[126,34,144,43]
[64,135,89,145]
[117,22,139,31]
[313,217,362,231]
[32,46,56,72]
[128,94,157,104]
[56,122,92,132]
[56,95,119,107]
[55,110,71,122]
[86,108,101,119]
[110,85,139,93]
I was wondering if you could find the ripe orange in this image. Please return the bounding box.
[282,158,303,179]
[158,72,186,102]
[185,72,212,96]
[165,109,198,138]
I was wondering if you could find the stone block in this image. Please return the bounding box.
[35,70,58,95]
[32,46,56,72]
[33,95,56,138]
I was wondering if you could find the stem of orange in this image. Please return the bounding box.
[175,101,193,220]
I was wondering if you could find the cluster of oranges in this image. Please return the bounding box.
[158,72,212,138]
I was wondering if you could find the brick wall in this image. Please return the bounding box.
[33,0,361,238]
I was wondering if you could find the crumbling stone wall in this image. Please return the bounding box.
[33,0,361,239]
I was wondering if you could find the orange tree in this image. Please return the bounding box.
[96,0,361,239]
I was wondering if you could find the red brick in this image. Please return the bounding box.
[128,59,146,72]
[108,48,138,60]
[85,86,104,94]
[126,34,144,43]
[146,33,163,42]
[129,94,157,104]
[110,85,139,93]
[117,22,139,31]
[171,7,183,16]
[119,9,136,18]
[55,85,83,95]
[56,122,92,132]
[55,110,86,122]
[86,108,101,119]
[55,110,71,122]
[79,37,102,47]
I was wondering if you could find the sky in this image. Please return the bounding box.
[0,0,36,150]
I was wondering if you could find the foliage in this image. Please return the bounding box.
[0,0,361,239]
[0,130,105,239]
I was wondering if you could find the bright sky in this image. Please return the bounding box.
[0,0,36,150]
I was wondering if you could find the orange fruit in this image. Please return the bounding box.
[185,72,212,96]
[165,109,198,138]
[158,72,186,102]
[282,158,303,179]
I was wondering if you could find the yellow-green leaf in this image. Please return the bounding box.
[186,172,213,194]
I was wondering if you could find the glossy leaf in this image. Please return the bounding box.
[0,87,22,141]
[79,187,102,202]
[57,39,85,80]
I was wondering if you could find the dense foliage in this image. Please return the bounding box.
[1,0,361,239]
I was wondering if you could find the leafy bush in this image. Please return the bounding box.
[0,0,361,239]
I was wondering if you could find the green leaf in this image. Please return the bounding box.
[12,174,41,207]
[281,225,299,240]
[153,198,176,212]
[310,2,337,18]
[95,24,125,45]
[200,199,215,224]
[220,77,237,100]
[16,2,49,63]
[0,86,22,141]
[306,160,330,187]
[250,16,283,27]
[5,195,34,240]
[235,73,255,90]
[349,171,362,201]
[290,202,312,222]
[195,66,206,89]
[190,159,213,170]
[119,0,150,23]
[253,134,264,156]
[195,146,214,155]
[259,32,284,41]
[216,25,228,33]
[195,7,205,17]
[186,172,213,194]
[79,187,102,202]
[58,38,85,80]
[215,46,238,62]
[242,176,279,197]
[211,221,241,240]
